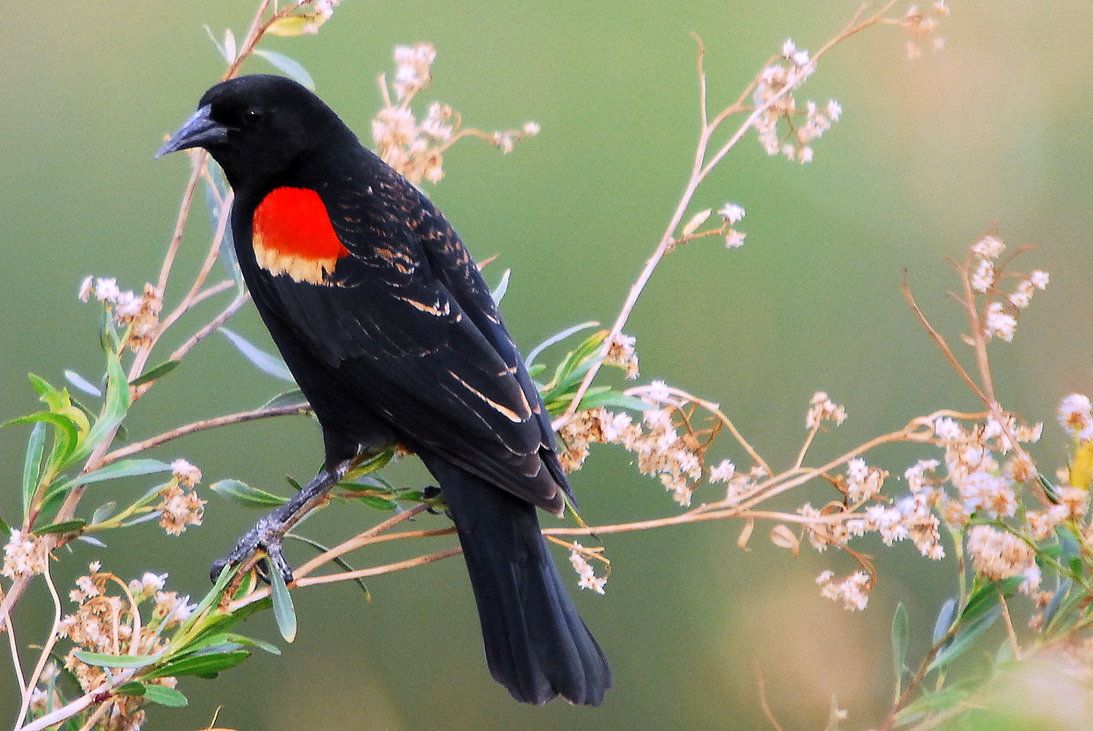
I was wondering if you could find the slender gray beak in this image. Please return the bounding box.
[156,104,228,158]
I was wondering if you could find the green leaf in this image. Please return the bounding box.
[928,606,1001,672]
[59,459,172,492]
[269,558,297,643]
[178,565,239,638]
[891,602,909,698]
[144,649,249,679]
[551,389,650,413]
[203,162,242,289]
[113,681,147,697]
[1042,578,1072,629]
[357,495,396,511]
[142,684,189,707]
[33,519,86,536]
[73,650,158,668]
[74,350,130,462]
[343,450,394,481]
[130,360,181,387]
[210,479,288,508]
[0,515,11,538]
[219,328,295,382]
[254,49,315,90]
[64,370,101,397]
[91,501,116,525]
[894,684,972,726]
[179,631,280,658]
[266,13,328,37]
[932,597,957,644]
[261,388,309,410]
[524,321,600,369]
[22,422,46,518]
[4,412,79,471]
[28,373,56,396]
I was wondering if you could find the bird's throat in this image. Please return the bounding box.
[252,186,349,284]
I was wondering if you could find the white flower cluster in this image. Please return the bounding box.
[372,44,540,185]
[568,542,607,594]
[59,563,194,729]
[156,460,205,536]
[1,528,50,579]
[966,525,1040,594]
[966,234,1049,342]
[604,332,639,380]
[805,391,847,429]
[77,276,162,349]
[902,2,949,60]
[1058,394,1093,441]
[753,41,841,164]
[815,570,871,611]
[717,202,747,249]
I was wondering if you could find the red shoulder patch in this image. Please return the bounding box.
[252,187,349,284]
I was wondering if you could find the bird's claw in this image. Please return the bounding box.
[210,516,295,586]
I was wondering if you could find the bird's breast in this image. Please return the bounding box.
[252,186,350,285]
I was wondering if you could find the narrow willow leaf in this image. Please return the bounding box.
[261,388,309,410]
[5,412,79,470]
[254,49,315,90]
[22,422,46,518]
[203,162,242,289]
[223,28,236,62]
[130,360,181,387]
[266,13,327,37]
[76,535,106,548]
[75,350,130,463]
[269,559,298,642]
[27,373,56,396]
[56,459,171,495]
[489,268,511,305]
[91,501,116,525]
[73,650,158,668]
[932,597,956,644]
[144,684,189,707]
[203,24,228,61]
[681,208,711,236]
[63,370,102,397]
[893,685,972,726]
[928,606,1001,672]
[209,479,287,508]
[219,328,295,382]
[144,649,250,679]
[0,515,11,538]
[1042,578,1072,629]
[33,519,86,536]
[524,321,600,369]
[358,495,396,511]
[891,602,909,699]
[113,681,147,697]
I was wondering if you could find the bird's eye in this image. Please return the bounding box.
[243,107,264,124]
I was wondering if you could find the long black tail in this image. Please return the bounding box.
[422,455,612,705]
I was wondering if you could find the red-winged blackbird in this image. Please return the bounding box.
[157,75,611,706]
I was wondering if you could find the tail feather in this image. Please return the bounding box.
[422,455,611,705]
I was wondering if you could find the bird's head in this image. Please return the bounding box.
[157,74,350,188]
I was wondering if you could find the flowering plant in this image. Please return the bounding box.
[2,2,1089,729]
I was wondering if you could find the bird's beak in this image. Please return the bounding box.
[155,104,228,158]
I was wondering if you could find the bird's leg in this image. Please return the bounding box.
[210,460,352,584]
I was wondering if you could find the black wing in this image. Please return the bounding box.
[251,159,569,513]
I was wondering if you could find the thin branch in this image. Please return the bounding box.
[0,584,26,702]
[13,563,62,729]
[97,401,310,468]
[168,291,250,363]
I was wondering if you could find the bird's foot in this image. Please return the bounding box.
[210,514,295,585]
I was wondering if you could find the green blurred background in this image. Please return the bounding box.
[2,2,1092,728]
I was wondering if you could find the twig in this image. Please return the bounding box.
[1,584,26,702]
[97,401,310,468]
[13,563,62,729]
[757,669,785,731]
[168,291,250,362]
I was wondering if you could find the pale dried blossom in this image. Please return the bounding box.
[568,542,607,594]
[815,570,871,611]
[78,276,161,349]
[717,203,746,225]
[170,458,202,487]
[805,391,847,429]
[156,481,205,536]
[59,565,191,729]
[972,234,1005,260]
[1026,504,1071,542]
[845,458,886,501]
[902,2,949,59]
[1,529,50,579]
[372,44,539,185]
[1030,270,1049,289]
[127,572,167,601]
[1058,394,1093,440]
[984,302,1017,342]
[904,459,941,494]
[966,525,1039,593]
[708,459,736,484]
[970,258,995,293]
[604,332,639,380]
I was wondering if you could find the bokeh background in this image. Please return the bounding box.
[2,2,1092,728]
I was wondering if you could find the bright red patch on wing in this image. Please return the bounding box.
[253,187,349,262]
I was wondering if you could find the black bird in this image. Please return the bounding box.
[157,74,611,706]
